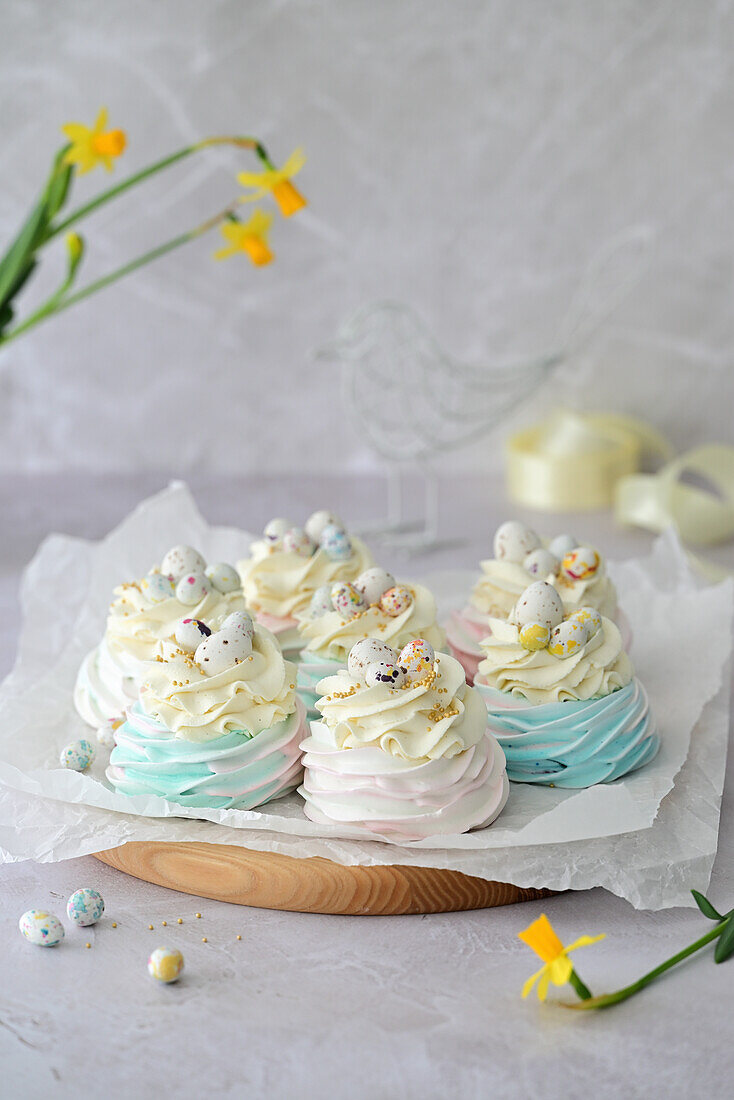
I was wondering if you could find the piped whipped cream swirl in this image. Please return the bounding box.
[139,626,297,743]
[471,550,616,621]
[238,537,373,620]
[477,615,632,704]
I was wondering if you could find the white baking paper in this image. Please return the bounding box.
[0,481,731,909]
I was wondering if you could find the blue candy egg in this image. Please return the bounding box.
[320,524,352,561]
[67,888,105,927]
[60,740,95,771]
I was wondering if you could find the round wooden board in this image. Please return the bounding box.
[94,842,554,915]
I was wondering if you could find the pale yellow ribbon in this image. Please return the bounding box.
[506,410,734,578]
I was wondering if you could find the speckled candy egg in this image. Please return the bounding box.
[365,661,407,689]
[222,611,255,640]
[347,638,397,677]
[161,545,206,581]
[523,548,560,578]
[380,585,413,617]
[264,518,291,544]
[282,527,315,557]
[67,888,105,927]
[331,581,366,619]
[141,572,175,603]
[354,567,396,606]
[562,547,600,581]
[148,946,184,983]
[308,584,334,618]
[206,562,241,594]
[514,582,564,631]
[60,740,95,771]
[195,626,253,676]
[493,521,541,564]
[548,618,590,659]
[398,639,435,680]
[549,533,578,559]
[518,622,551,652]
[176,571,210,606]
[569,606,603,638]
[97,718,122,749]
[320,524,352,560]
[305,510,343,544]
[19,910,64,948]
[175,617,212,651]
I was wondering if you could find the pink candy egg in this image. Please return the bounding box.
[379,585,413,617]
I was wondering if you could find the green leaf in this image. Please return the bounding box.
[691,890,724,922]
[44,147,74,222]
[714,918,734,964]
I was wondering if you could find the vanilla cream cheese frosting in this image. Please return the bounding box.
[477,614,632,704]
[238,536,374,619]
[139,626,297,743]
[471,550,617,620]
[297,581,445,663]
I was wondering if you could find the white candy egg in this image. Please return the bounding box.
[67,888,105,927]
[148,946,184,983]
[141,573,175,603]
[347,639,397,677]
[195,627,252,676]
[493,521,541,564]
[562,547,601,581]
[320,524,352,560]
[354,567,396,606]
[205,562,241,594]
[380,585,413,617]
[174,617,212,651]
[305,510,344,544]
[308,584,334,618]
[549,533,578,559]
[518,621,551,652]
[569,606,603,638]
[175,571,210,606]
[221,611,255,640]
[19,910,64,947]
[331,581,366,619]
[398,639,435,680]
[523,548,560,578]
[548,618,590,658]
[97,718,122,748]
[365,661,407,689]
[515,582,564,631]
[282,527,315,557]
[60,740,94,771]
[264,518,291,543]
[161,545,206,581]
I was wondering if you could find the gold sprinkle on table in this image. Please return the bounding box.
[148,924,153,930]
[161,920,167,926]
[177,918,183,924]
[85,942,91,949]
[202,937,208,943]
[236,934,242,940]
[112,922,118,928]
[195,913,201,919]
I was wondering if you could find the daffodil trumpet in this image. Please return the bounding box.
[518,913,604,1002]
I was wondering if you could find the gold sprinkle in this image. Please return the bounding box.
[112,922,118,928]
[195,913,201,919]
[236,934,242,940]
[202,937,208,943]
[162,920,167,926]
[85,942,91,949]
[177,918,183,924]
[148,924,154,930]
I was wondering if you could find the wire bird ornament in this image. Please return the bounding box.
[317,226,653,550]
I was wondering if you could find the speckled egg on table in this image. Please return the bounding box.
[161,545,207,581]
[320,524,352,560]
[19,910,65,947]
[365,661,406,688]
[67,888,105,927]
[148,946,184,983]
[354,567,396,606]
[331,581,366,619]
[493,521,540,563]
[548,618,590,658]
[60,739,95,771]
[380,585,413,617]
[141,572,175,603]
[176,571,210,606]
[206,562,241,593]
[347,638,397,677]
[282,528,315,557]
[514,582,564,631]
[305,510,343,544]
[561,546,600,581]
[97,718,123,748]
[398,639,435,680]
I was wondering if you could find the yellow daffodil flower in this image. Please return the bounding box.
[519,914,605,1001]
[62,108,127,174]
[238,148,306,217]
[214,210,274,266]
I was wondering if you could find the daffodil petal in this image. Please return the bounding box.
[566,934,606,955]
[536,970,552,1002]
[518,914,566,964]
[94,107,108,132]
[548,955,573,987]
[521,964,546,999]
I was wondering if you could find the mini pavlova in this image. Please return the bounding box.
[74,545,247,734]
[295,566,446,719]
[237,511,374,656]
[107,611,305,811]
[473,580,659,788]
[299,638,509,842]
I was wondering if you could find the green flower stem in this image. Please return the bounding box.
[568,968,593,1000]
[564,922,726,1011]
[0,203,237,346]
[48,135,266,239]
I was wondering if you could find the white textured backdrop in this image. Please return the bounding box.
[1,0,733,475]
